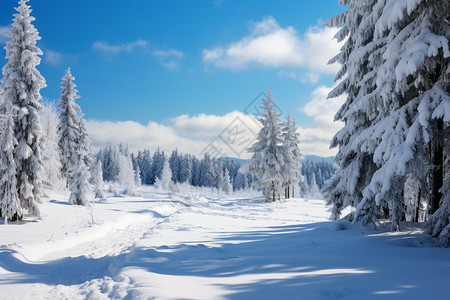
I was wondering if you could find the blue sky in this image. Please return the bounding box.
[0,0,347,157]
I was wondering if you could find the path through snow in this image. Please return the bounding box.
[0,187,449,299]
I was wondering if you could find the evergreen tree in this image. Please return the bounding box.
[233,172,248,191]
[0,0,46,219]
[169,149,180,183]
[150,148,165,184]
[308,173,322,200]
[281,114,303,198]
[155,158,172,191]
[199,154,215,187]
[58,68,92,205]
[222,168,232,194]
[179,154,192,183]
[68,162,90,206]
[324,0,449,233]
[40,100,63,190]
[0,106,21,222]
[58,68,82,182]
[117,153,136,195]
[242,89,285,201]
[92,159,104,199]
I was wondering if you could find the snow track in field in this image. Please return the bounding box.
[1,189,449,300]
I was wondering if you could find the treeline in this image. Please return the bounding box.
[96,144,256,192]
[95,143,336,196]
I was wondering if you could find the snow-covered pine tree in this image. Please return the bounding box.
[308,173,322,200]
[68,162,90,206]
[134,165,141,187]
[0,106,21,223]
[426,130,449,246]
[325,0,449,233]
[179,154,192,183]
[169,149,180,183]
[58,68,82,182]
[322,0,379,223]
[233,172,248,191]
[117,153,136,195]
[191,156,201,186]
[242,89,285,201]
[40,100,63,190]
[281,114,303,198]
[150,148,165,184]
[199,154,215,187]
[222,168,232,194]
[155,158,172,191]
[0,0,47,219]
[299,179,310,199]
[136,150,151,185]
[58,68,92,205]
[91,159,104,199]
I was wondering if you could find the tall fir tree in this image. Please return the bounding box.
[0,0,46,219]
[0,105,21,222]
[57,68,92,205]
[281,114,303,198]
[155,158,173,191]
[324,0,449,234]
[58,68,82,182]
[242,89,285,201]
[40,101,63,190]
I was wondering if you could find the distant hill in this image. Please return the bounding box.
[302,155,335,163]
[218,157,248,165]
[219,155,335,164]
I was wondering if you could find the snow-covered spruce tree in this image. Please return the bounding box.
[134,165,141,187]
[150,148,165,184]
[426,130,449,246]
[58,68,92,205]
[117,153,136,195]
[322,0,379,223]
[169,149,180,183]
[0,106,21,223]
[199,154,216,187]
[91,159,104,199]
[308,173,322,200]
[68,161,90,206]
[138,149,152,184]
[40,100,63,190]
[233,172,248,191]
[155,158,172,191]
[58,68,82,182]
[0,0,47,219]
[222,168,232,194]
[179,154,192,183]
[325,0,449,233]
[242,89,285,201]
[281,114,303,198]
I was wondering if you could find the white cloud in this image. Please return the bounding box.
[298,84,346,157]
[0,25,10,44]
[202,16,341,74]
[86,96,346,159]
[44,49,63,66]
[152,49,184,70]
[92,39,149,56]
[87,111,261,158]
[278,70,320,84]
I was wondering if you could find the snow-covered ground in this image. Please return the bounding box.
[0,187,449,299]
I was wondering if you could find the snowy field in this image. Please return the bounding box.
[0,187,449,300]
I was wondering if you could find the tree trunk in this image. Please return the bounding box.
[272,181,275,202]
[429,118,444,215]
[287,185,290,199]
[415,188,421,222]
[292,185,294,198]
